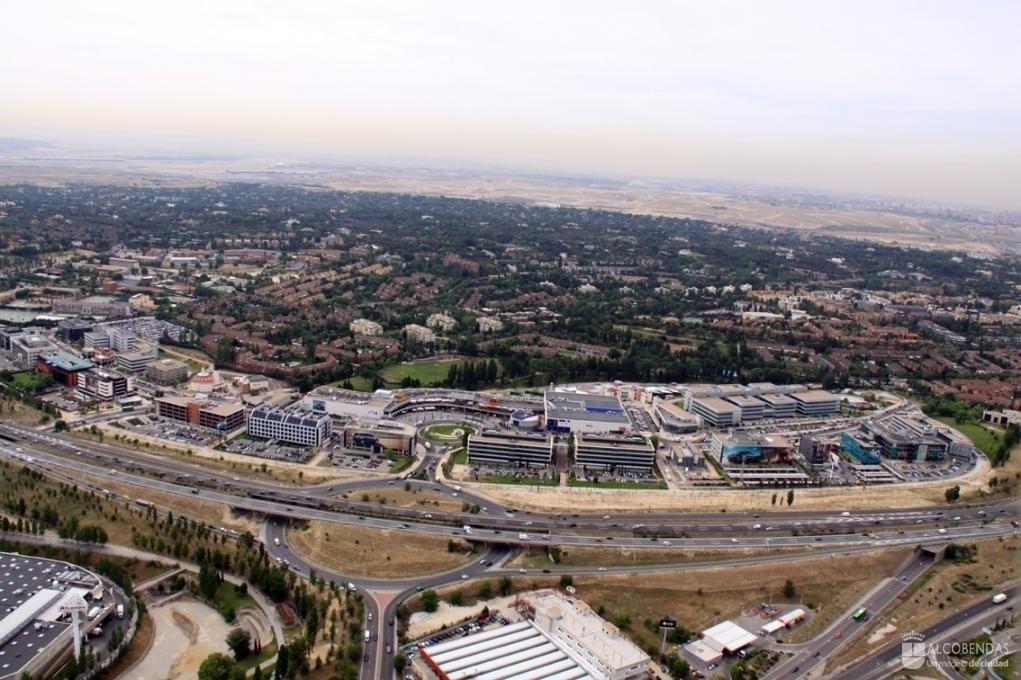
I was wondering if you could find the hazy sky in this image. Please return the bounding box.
[2,1,1020,208]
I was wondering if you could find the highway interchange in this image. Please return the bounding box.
[0,419,1017,679]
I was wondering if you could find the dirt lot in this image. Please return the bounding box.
[343,486,463,513]
[131,599,233,680]
[286,521,478,578]
[508,544,823,569]
[828,535,1020,672]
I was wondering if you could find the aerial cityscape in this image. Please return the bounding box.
[0,2,1019,680]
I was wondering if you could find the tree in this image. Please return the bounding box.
[394,652,407,672]
[559,574,574,589]
[421,589,439,613]
[478,581,492,599]
[226,628,252,660]
[786,489,795,506]
[498,576,513,596]
[198,652,244,680]
[198,563,219,600]
[771,492,777,506]
[447,590,463,606]
[945,485,961,503]
[783,579,796,598]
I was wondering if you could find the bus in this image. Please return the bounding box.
[851,607,869,622]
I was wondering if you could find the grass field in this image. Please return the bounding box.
[509,545,823,569]
[287,520,477,578]
[450,449,468,465]
[341,487,463,512]
[378,359,475,386]
[568,479,667,490]
[934,417,1004,458]
[421,423,474,441]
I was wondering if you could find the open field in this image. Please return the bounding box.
[421,422,475,442]
[378,359,477,387]
[286,520,477,578]
[0,396,52,427]
[935,416,1004,458]
[827,535,1020,673]
[157,344,214,369]
[571,548,911,655]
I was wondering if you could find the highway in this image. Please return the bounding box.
[0,419,1018,680]
[829,586,1020,680]
[763,550,938,678]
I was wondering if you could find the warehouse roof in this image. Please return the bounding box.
[701,620,757,653]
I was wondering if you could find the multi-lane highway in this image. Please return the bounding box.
[0,419,1017,680]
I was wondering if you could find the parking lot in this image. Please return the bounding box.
[402,609,516,680]
[134,419,223,447]
[222,435,312,462]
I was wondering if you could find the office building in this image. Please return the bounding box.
[790,390,839,416]
[652,399,701,432]
[36,351,93,387]
[154,395,245,431]
[839,431,881,464]
[724,394,765,420]
[341,419,416,455]
[689,397,742,428]
[755,392,798,418]
[545,390,630,434]
[709,433,793,464]
[9,333,58,367]
[116,340,158,372]
[79,369,133,400]
[247,408,332,447]
[574,433,655,471]
[146,358,190,385]
[467,430,554,467]
[798,436,835,464]
[862,419,947,462]
[56,318,94,342]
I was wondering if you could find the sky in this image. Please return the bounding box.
[2,0,1020,208]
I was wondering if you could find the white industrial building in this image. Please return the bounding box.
[413,590,651,680]
[301,386,392,420]
[544,390,630,434]
[684,620,757,665]
[689,397,742,428]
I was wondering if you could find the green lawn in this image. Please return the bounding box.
[207,581,258,622]
[389,456,415,473]
[450,449,468,465]
[935,417,1004,458]
[378,359,474,386]
[568,478,667,490]
[421,423,474,441]
[479,474,559,487]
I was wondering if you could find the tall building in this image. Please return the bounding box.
[146,358,190,385]
[350,318,383,336]
[36,350,93,387]
[78,369,133,400]
[790,390,839,416]
[426,313,457,332]
[403,324,436,344]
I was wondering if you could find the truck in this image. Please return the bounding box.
[116,604,125,620]
[364,630,371,643]
[518,533,529,541]
[87,606,101,621]
[992,593,1008,605]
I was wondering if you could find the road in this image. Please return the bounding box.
[763,550,938,678]
[829,586,1019,680]
[0,419,1018,680]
